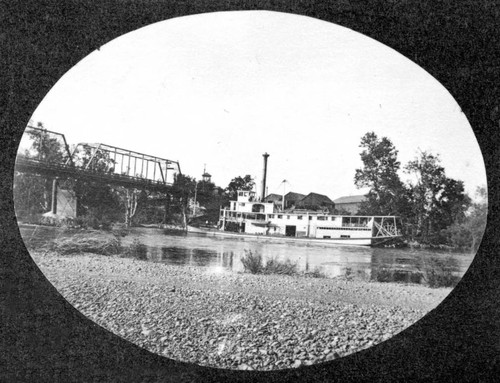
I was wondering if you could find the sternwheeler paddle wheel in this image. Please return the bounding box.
[371,217,403,246]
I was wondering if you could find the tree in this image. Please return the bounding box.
[467,186,488,251]
[133,190,170,225]
[225,175,255,200]
[441,186,487,251]
[74,181,123,228]
[73,145,115,173]
[171,174,196,229]
[354,132,409,216]
[195,179,216,207]
[404,151,470,242]
[24,122,67,163]
[71,145,124,228]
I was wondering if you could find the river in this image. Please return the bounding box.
[20,225,475,286]
[26,225,476,285]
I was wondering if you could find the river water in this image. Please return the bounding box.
[20,225,475,285]
[122,228,474,285]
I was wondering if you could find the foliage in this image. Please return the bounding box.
[404,151,471,242]
[440,186,487,251]
[225,175,255,200]
[191,180,226,223]
[195,179,217,206]
[170,173,197,228]
[74,181,124,227]
[25,122,68,163]
[69,144,128,225]
[133,200,167,225]
[73,145,115,173]
[118,188,147,227]
[354,132,409,216]
[354,132,479,249]
[241,250,263,274]
[240,250,299,276]
[264,257,298,275]
[53,233,121,255]
[466,186,488,250]
[202,193,230,223]
[440,223,473,249]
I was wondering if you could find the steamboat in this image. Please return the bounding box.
[188,154,402,246]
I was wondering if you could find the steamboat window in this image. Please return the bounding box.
[297,215,303,220]
[278,215,283,219]
[287,215,290,219]
[268,214,275,218]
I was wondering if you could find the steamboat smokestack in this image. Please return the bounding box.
[261,153,270,201]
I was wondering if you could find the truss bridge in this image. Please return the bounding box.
[15,126,182,218]
[15,126,181,192]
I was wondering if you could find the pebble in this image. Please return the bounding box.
[32,251,451,371]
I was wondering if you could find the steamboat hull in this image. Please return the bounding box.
[187,226,400,247]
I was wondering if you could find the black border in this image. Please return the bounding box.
[1,1,499,382]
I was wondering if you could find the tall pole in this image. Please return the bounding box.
[282,179,286,211]
[193,181,197,217]
[261,153,269,201]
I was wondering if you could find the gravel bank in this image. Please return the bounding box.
[32,251,452,370]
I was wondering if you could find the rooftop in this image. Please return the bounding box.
[333,195,367,204]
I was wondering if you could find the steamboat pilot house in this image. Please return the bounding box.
[219,190,378,241]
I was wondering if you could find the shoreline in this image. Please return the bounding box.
[32,250,452,370]
[18,222,475,254]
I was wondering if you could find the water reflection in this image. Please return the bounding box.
[159,246,235,269]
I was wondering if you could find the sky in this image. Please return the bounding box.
[25,11,486,200]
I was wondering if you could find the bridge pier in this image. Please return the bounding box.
[43,178,77,219]
[51,178,58,215]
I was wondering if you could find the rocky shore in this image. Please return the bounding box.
[32,251,452,370]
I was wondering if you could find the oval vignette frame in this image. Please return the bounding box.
[3,2,497,382]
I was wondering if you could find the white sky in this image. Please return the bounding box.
[27,11,486,199]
